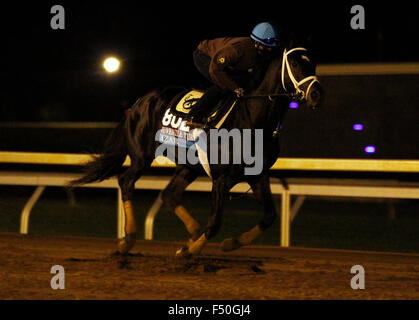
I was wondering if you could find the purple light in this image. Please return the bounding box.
[364,146,376,154]
[289,101,299,109]
[353,124,364,131]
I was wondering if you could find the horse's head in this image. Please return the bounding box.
[280,47,323,109]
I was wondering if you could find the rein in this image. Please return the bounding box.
[241,92,302,101]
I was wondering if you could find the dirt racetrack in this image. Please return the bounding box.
[0,233,417,300]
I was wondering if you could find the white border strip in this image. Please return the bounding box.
[1,152,419,173]
[317,63,419,76]
[0,122,118,129]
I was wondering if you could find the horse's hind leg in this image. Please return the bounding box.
[116,162,147,255]
[162,166,200,242]
[221,173,276,252]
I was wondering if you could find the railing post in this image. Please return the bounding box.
[280,190,290,247]
[144,191,163,240]
[20,186,46,234]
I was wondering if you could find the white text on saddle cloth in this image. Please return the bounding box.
[162,109,190,132]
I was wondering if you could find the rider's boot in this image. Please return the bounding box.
[186,85,226,128]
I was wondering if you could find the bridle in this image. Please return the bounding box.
[241,47,320,138]
[281,47,319,101]
[243,47,319,102]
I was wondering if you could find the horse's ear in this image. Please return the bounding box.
[287,31,305,49]
[284,31,295,49]
[287,29,314,50]
[289,38,314,52]
[306,33,314,50]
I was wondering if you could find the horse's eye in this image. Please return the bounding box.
[291,62,298,68]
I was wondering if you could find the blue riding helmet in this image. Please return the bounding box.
[251,22,280,47]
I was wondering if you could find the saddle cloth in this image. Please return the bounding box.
[160,89,238,178]
[174,90,204,114]
[169,89,237,128]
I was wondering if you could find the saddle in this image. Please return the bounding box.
[169,89,237,128]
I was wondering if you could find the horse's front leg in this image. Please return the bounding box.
[221,173,276,252]
[162,166,201,243]
[177,175,230,258]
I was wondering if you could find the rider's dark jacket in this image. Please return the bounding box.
[196,37,261,92]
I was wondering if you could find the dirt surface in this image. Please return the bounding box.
[0,233,417,300]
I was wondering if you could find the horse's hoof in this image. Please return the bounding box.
[117,234,136,255]
[175,246,192,259]
[221,238,241,252]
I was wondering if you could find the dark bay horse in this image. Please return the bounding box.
[69,46,323,257]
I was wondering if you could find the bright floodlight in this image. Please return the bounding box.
[103,57,120,73]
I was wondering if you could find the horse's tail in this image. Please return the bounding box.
[68,120,127,186]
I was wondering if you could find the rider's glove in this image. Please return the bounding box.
[234,88,245,98]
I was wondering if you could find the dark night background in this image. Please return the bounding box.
[0,1,418,159]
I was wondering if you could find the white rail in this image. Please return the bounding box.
[1,152,419,247]
[317,62,419,76]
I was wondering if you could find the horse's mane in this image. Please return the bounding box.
[250,51,283,94]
